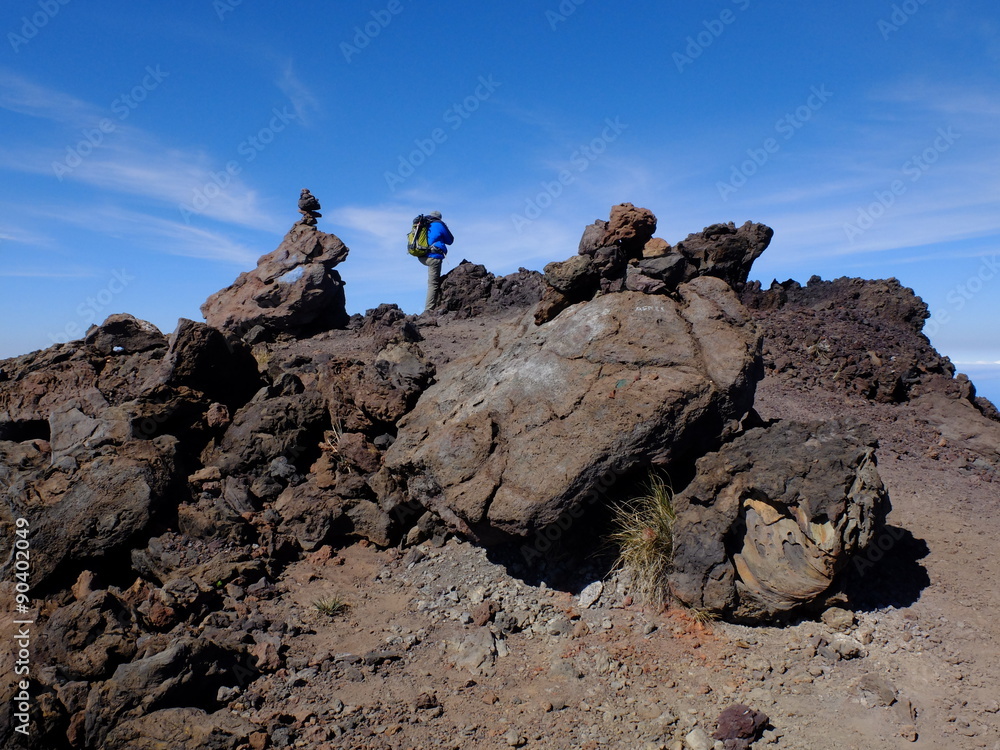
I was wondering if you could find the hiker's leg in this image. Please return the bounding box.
[424,257,442,311]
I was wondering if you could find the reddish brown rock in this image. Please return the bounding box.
[603,202,657,254]
[200,223,350,340]
[643,237,671,258]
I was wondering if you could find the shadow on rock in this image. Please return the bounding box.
[842,524,930,612]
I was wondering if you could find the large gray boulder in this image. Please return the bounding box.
[385,276,762,544]
[200,223,350,338]
[669,420,891,623]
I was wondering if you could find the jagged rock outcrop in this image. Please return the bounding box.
[200,223,350,340]
[743,276,942,403]
[743,275,1000,468]
[669,420,891,623]
[436,261,545,318]
[386,276,763,544]
[0,316,263,589]
[536,205,773,324]
[83,313,167,356]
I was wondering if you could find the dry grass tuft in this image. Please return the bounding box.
[608,473,676,608]
[313,596,349,617]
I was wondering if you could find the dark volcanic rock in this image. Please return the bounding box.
[154,319,263,409]
[673,221,774,289]
[437,261,545,319]
[713,704,770,750]
[535,207,773,324]
[387,277,762,544]
[743,276,949,403]
[669,420,891,623]
[201,390,327,493]
[2,434,178,587]
[84,314,167,356]
[200,223,350,339]
[37,590,141,681]
[103,708,255,750]
[84,637,245,748]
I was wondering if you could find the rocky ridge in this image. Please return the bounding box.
[0,205,997,748]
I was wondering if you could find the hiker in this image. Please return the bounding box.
[410,210,454,312]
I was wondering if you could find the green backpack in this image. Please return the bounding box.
[407,215,432,257]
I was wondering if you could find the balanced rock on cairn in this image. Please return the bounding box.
[297,188,322,226]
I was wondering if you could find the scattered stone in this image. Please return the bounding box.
[822,607,856,631]
[472,599,499,627]
[684,726,714,750]
[578,581,604,609]
[858,674,897,707]
[712,704,769,750]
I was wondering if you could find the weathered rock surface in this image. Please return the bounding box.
[2,434,178,587]
[673,221,774,289]
[669,419,891,622]
[84,637,246,747]
[37,590,141,681]
[713,704,770,750]
[200,223,350,339]
[103,708,255,750]
[387,276,762,544]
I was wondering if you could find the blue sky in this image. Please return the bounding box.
[1,1,999,399]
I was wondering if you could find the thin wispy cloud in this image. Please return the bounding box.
[0,72,290,233]
[0,269,97,278]
[276,61,320,126]
[52,205,261,265]
[0,136,283,232]
[0,69,99,126]
[0,224,52,248]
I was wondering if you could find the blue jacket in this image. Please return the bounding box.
[426,220,454,259]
